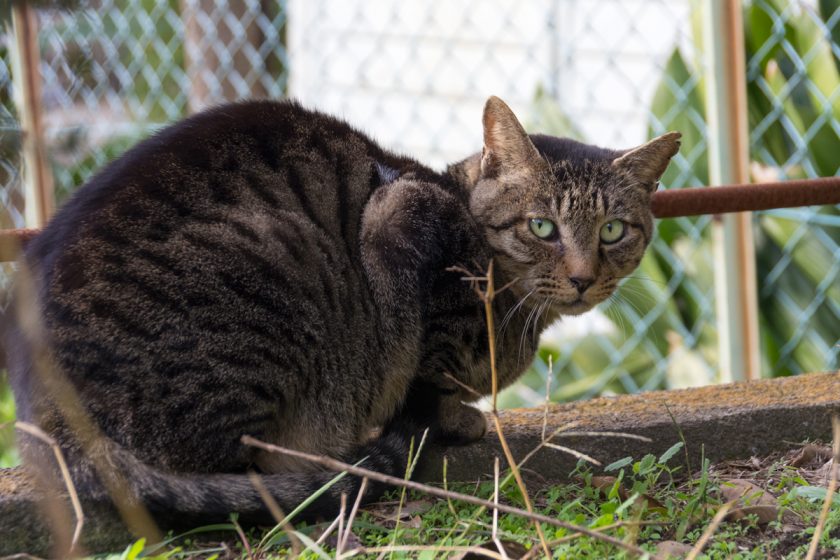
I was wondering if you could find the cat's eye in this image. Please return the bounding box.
[529,218,556,239]
[599,220,625,244]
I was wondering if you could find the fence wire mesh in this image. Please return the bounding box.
[745,0,840,377]
[0,0,837,408]
[0,31,20,312]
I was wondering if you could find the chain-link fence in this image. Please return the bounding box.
[0,0,838,413]
[746,0,840,377]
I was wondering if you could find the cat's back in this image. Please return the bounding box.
[11,100,423,469]
[28,100,405,272]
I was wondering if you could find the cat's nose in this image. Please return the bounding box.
[569,277,594,294]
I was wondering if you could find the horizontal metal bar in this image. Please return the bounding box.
[651,176,840,218]
[0,176,838,262]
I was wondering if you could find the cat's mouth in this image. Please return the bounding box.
[556,298,594,316]
[530,280,603,316]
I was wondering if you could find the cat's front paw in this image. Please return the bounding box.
[436,399,487,446]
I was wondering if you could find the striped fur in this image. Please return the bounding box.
[6,97,678,530]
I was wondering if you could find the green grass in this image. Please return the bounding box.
[0,372,18,468]
[89,444,839,559]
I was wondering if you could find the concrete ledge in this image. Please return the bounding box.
[3,372,839,555]
[419,372,840,482]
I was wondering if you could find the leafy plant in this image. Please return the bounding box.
[0,375,17,467]
[662,0,840,377]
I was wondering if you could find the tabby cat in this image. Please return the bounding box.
[6,96,679,530]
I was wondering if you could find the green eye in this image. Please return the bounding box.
[529,218,556,239]
[600,220,625,244]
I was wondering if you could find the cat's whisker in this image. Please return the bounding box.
[532,299,550,342]
[615,291,664,347]
[499,289,536,338]
[613,291,649,327]
[518,296,550,365]
[518,298,543,365]
[604,293,628,339]
[615,283,657,305]
[617,275,668,287]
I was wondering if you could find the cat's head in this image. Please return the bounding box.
[451,96,680,316]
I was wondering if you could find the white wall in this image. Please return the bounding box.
[288,0,692,168]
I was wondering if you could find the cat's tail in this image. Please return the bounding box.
[97,423,419,528]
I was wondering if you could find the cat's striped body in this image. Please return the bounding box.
[6,97,679,529]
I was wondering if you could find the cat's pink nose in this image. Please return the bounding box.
[569,277,594,294]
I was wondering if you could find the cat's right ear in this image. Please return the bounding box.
[612,131,681,191]
[480,96,542,178]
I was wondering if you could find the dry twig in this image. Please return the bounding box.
[336,492,347,557]
[230,515,255,560]
[685,500,735,560]
[471,260,551,558]
[360,544,506,558]
[806,415,840,560]
[314,515,342,547]
[241,435,647,557]
[492,457,500,541]
[338,477,369,556]
[247,471,303,556]
[15,421,84,552]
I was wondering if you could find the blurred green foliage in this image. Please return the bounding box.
[505,0,840,409]
[0,375,18,467]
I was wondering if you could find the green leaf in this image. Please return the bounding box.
[747,61,800,169]
[604,456,633,472]
[746,1,781,69]
[637,454,657,475]
[122,539,146,560]
[590,512,615,528]
[818,0,840,74]
[658,442,685,465]
[760,215,840,303]
[260,467,356,549]
[615,492,641,516]
[789,3,840,122]
[789,485,840,504]
[293,531,333,560]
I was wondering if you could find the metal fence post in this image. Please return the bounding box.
[702,0,761,382]
[9,0,53,228]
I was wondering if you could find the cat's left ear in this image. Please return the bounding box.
[612,131,681,191]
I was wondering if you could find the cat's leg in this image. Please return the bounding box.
[360,176,482,357]
[362,177,490,445]
[436,394,488,444]
[394,380,487,446]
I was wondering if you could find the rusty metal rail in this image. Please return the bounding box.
[650,176,840,218]
[0,176,838,263]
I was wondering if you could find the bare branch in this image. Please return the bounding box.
[15,421,84,551]
[685,501,734,560]
[247,471,302,556]
[806,415,840,560]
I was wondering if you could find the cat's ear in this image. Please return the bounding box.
[612,131,681,191]
[480,96,542,178]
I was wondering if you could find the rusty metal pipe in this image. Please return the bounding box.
[0,177,839,262]
[651,176,840,219]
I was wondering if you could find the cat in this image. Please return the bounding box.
[5,96,679,531]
